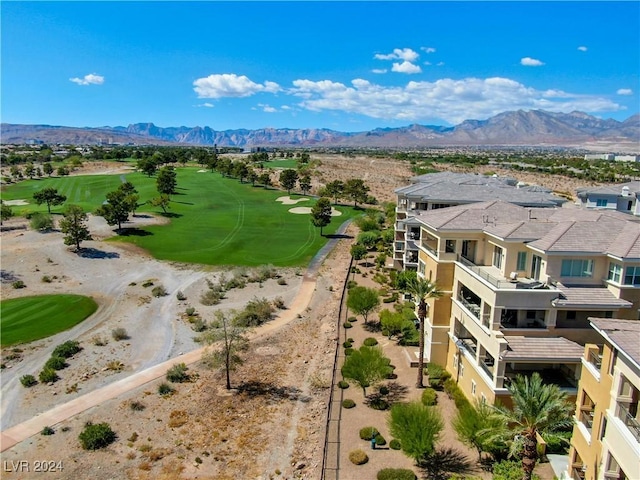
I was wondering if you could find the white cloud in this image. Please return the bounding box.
[421,47,436,54]
[289,76,623,124]
[372,69,388,74]
[374,48,419,62]
[195,102,214,108]
[437,62,445,67]
[577,46,588,52]
[69,73,104,85]
[392,61,422,74]
[258,103,277,113]
[193,73,280,98]
[520,57,545,67]
[617,88,633,95]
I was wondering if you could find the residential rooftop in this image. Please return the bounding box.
[590,318,640,366]
[395,172,567,207]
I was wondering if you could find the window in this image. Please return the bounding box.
[596,199,608,207]
[609,350,617,375]
[453,354,458,369]
[471,380,477,396]
[561,259,593,277]
[600,416,608,441]
[566,311,577,320]
[492,245,503,269]
[608,263,622,283]
[459,363,464,378]
[480,393,487,403]
[418,261,426,275]
[445,239,456,253]
[517,252,527,271]
[624,266,640,285]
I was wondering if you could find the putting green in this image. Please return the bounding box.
[1,294,98,346]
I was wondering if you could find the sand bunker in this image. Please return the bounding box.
[276,196,309,205]
[3,199,29,206]
[197,169,207,173]
[288,207,342,216]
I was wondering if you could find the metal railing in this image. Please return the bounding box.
[579,408,594,432]
[616,401,640,442]
[320,256,353,480]
[457,255,510,289]
[588,350,603,370]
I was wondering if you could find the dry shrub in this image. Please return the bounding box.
[168,410,189,428]
[138,461,152,471]
[142,448,172,462]
[349,449,369,465]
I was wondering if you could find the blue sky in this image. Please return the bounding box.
[2,1,638,131]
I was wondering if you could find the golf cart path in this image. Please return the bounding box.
[0,220,351,453]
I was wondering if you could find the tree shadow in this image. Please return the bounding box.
[325,233,353,239]
[384,381,410,404]
[235,381,310,403]
[117,228,153,236]
[160,212,183,218]
[172,200,194,205]
[76,248,120,259]
[363,321,382,333]
[0,270,21,283]
[132,214,153,219]
[417,447,476,480]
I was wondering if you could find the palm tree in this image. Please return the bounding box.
[495,372,574,480]
[404,277,443,388]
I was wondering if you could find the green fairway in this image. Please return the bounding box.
[1,295,98,346]
[262,159,299,169]
[2,168,358,266]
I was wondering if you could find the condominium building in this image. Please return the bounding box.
[568,318,640,480]
[394,172,566,270]
[407,200,640,405]
[576,181,640,217]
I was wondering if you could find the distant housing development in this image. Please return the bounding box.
[584,154,640,162]
[396,197,640,409]
[568,318,640,480]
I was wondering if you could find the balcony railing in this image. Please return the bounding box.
[616,401,640,442]
[579,408,594,432]
[458,255,510,288]
[571,466,586,480]
[480,360,495,379]
[588,350,603,370]
[459,297,481,319]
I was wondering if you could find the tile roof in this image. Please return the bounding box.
[414,200,640,259]
[502,336,584,361]
[576,181,640,198]
[395,172,565,207]
[551,286,633,309]
[590,318,640,366]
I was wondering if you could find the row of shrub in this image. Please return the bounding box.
[21,340,83,387]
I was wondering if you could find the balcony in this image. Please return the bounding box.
[504,366,578,393]
[588,349,603,371]
[579,407,595,433]
[500,309,547,329]
[616,401,640,442]
[571,466,586,480]
[457,255,555,291]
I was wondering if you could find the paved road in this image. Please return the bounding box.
[0,221,352,453]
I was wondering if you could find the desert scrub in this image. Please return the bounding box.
[52,340,82,358]
[41,426,55,436]
[273,296,286,309]
[151,285,168,297]
[106,360,125,372]
[377,468,416,480]
[158,382,175,396]
[79,422,116,450]
[41,275,52,283]
[348,449,369,465]
[112,327,129,341]
[168,410,189,428]
[39,367,59,383]
[20,374,37,387]
[342,399,356,409]
[176,290,186,300]
[45,356,68,370]
[12,280,26,289]
[166,363,190,383]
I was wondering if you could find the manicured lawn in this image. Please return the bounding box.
[261,159,299,169]
[2,168,359,266]
[1,294,98,346]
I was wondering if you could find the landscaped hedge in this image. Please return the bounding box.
[421,387,437,406]
[359,426,378,440]
[342,399,356,409]
[377,468,416,480]
[444,378,471,411]
[349,449,369,465]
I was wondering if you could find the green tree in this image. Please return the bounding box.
[347,286,380,325]
[60,204,92,251]
[24,163,35,179]
[33,187,67,214]
[494,372,574,480]
[0,201,13,225]
[388,401,443,463]
[350,244,367,266]
[151,194,171,213]
[310,197,332,236]
[156,166,177,196]
[344,178,370,207]
[404,277,443,388]
[199,310,250,390]
[379,309,414,340]
[42,162,54,177]
[258,172,272,187]
[57,165,70,176]
[279,169,299,194]
[341,345,393,396]
[324,180,344,205]
[137,157,158,177]
[453,399,508,462]
[95,189,130,230]
[299,173,312,195]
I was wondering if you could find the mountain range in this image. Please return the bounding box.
[2,110,639,149]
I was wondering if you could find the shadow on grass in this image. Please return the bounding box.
[324,233,353,239]
[77,248,120,259]
[117,228,153,237]
[235,380,310,403]
[172,200,194,205]
[418,447,476,480]
[159,212,183,218]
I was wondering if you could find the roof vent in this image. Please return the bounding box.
[622,186,631,197]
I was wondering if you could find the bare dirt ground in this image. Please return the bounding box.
[0,155,587,479]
